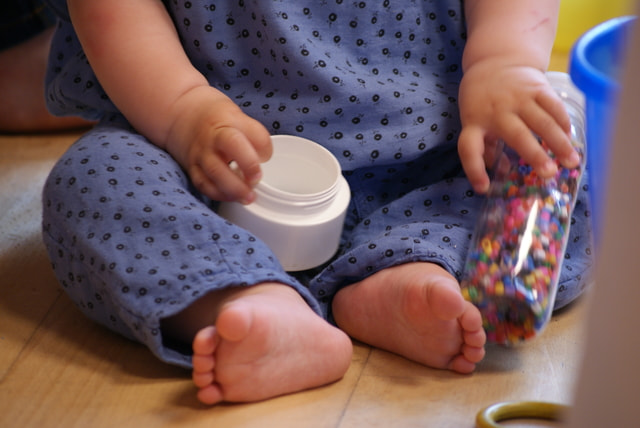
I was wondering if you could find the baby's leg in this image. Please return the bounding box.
[332,262,485,373]
[555,182,594,309]
[163,283,353,404]
[42,119,347,392]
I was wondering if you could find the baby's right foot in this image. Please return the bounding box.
[191,284,353,404]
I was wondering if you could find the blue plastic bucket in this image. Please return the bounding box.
[569,16,636,244]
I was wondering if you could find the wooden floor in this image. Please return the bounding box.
[0,54,590,428]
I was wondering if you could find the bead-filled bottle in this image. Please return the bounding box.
[460,72,587,344]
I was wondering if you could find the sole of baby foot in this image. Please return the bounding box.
[332,262,486,373]
[191,284,353,404]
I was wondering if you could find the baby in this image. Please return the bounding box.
[42,0,592,405]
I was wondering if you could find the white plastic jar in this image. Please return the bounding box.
[218,135,351,271]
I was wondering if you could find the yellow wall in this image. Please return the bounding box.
[555,0,634,52]
[550,0,635,71]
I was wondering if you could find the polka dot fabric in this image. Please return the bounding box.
[46,0,467,169]
[42,1,593,365]
[42,117,318,367]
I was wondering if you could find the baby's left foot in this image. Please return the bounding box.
[332,262,486,373]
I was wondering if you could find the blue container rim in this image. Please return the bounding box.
[569,16,636,101]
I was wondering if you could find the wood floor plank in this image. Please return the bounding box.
[0,290,368,428]
[338,299,587,428]
[0,234,61,380]
[0,133,76,380]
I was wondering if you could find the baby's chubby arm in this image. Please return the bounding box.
[67,0,271,204]
[458,0,580,193]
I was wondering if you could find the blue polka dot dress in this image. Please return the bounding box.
[42,0,593,367]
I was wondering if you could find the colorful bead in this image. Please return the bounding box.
[460,140,584,345]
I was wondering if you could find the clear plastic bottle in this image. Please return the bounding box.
[460,72,587,345]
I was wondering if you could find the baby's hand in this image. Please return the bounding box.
[165,86,272,204]
[457,62,581,193]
